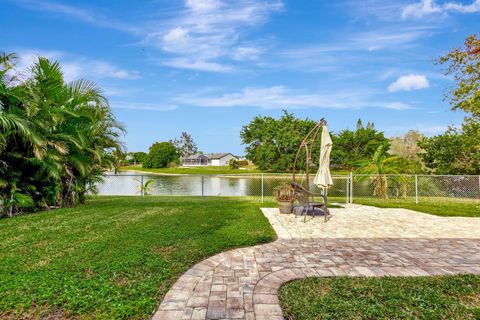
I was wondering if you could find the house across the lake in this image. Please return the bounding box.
[182,153,238,166]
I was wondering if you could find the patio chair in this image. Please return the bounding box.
[291,182,329,222]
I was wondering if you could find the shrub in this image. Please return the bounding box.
[237,160,249,167]
[132,152,147,164]
[229,159,240,169]
[143,142,179,168]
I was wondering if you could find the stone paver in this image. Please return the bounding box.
[153,205,480,320]
[264,204,480,239]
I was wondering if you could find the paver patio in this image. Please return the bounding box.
[153,204,480,320]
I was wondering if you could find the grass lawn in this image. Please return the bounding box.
[0,196,276,319]
[354,197,480,218]
[279,275,480,320]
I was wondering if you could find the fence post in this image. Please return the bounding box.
[261,173,264,203]
[349,172,353,204]
[140,175,144,197]
[201,175,204,199]
[345,174,349,204]
[415,175,419,204]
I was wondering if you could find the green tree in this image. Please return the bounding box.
[437,34,480,116]
[240,111,316,171]
[331,127,389,170]
[229,158,239,169]
[419,35,480,174]
[418,121,479,174]
[127,151,147,165]
[143,142,179,168]
[134,152,147,163]
[356,118,363,130]
[170,132,198,158]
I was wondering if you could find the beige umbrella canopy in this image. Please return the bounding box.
[314,126,333,188]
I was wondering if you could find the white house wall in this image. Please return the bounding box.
[217,154,236,166]
[184,154,238,166]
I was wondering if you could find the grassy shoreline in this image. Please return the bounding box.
[120,165,265,175]
[120,165,350,176]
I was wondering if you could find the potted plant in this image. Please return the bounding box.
[273,183,296,214]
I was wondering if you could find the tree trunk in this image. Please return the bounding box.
[79,191,86,204]
[61,173,76,207]
[375,174,388,199]
[8,193,13,217]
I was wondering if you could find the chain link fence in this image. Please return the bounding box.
[96,173,480,204]
[350,174,480,203]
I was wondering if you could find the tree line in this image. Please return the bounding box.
[0,53,124,216]
[122,132,198,168]
[240,111,408,172]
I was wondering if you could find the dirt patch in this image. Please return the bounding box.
[0,304,73,320]
[152,245,176,258]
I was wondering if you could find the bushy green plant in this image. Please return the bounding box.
[229,158,240,169]
[0,52,124,215]
[241,110,316,171]
[143,142,179,168]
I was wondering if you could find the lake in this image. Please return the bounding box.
[96,171,350,200]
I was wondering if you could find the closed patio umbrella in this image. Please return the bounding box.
[314,126,333,189]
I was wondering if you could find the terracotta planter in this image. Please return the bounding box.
[278,201,293,214]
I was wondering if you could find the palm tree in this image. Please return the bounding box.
[355,145,414,199]
[1,53,124,215]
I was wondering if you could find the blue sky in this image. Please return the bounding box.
[2,0,480,154]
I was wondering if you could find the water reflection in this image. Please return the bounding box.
[96,171,349,198]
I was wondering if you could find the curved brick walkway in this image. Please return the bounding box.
[154,206,480,320]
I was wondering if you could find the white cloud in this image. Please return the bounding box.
[14,50,62,71]
[231,46,264,61]
[111,102,178,111]
[280,28,430,57]
[90,61,137,79]
[388,74,429,92]
[271,26,434,75]
[162,27,191,52]
[16,0,141,34]
[384,102,413,110]
[402,0,442,19]
[176,86,412,110]
[352,27,433,50]
[13,50,139,82]
[146,0,283,72]
[185,0,221,12]
[402,0,480,19]
[444,0,480,12]
[162,58,233,72]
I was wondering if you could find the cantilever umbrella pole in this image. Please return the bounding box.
[292,118,327,189]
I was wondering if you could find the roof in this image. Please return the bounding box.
[184,154,209,160]
[205,153,234,159]
[183,153,236,160]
